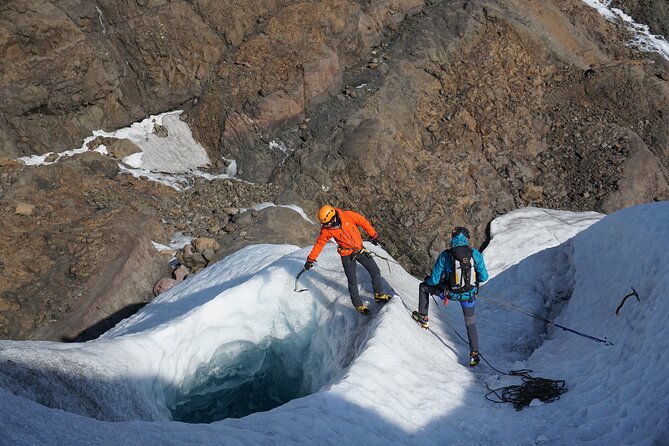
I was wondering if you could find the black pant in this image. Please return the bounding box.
[418,281,479,352]
[418,281,445,315]
[341,251,382,307]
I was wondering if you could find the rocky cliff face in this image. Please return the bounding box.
[267,0,669,267]
[0,0,227,157]
[611,0,669,39]
[0,0,668,340]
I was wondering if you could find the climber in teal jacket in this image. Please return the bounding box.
[426,230,488,300]
[412,226,489,367]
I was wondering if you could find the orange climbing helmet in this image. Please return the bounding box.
[318,205,336,224]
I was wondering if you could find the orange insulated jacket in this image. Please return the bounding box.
[307,208,377,262]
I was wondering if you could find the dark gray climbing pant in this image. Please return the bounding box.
[341,251,382,308]
[461,304,479,353]
[418,281,445,315]
[418,281,479,353]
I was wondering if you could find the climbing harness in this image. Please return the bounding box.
[293,268,309,293]
[615,287,639,316]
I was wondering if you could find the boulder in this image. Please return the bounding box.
[153,277,178,297]
[192,237,220,252]
[106,139,141,160]
[215,205,315,260]
[173,265,189,281]
[15,202,34,216]
[31,217,172,342]
[153,264,190,296]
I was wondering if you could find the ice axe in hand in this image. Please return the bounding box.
[294,261,314,293]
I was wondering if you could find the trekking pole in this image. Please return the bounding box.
[294,268,309,293]
[481,294,614,346]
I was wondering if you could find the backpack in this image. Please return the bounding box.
[448,245,477,295]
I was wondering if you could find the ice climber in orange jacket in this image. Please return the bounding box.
[304,205,392,315]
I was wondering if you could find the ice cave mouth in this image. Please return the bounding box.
[164,306,355,424]
[167,336,311,423]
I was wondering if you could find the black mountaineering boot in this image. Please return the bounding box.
[469,351,480,367]
[356,304,370,315]
[374,293,392,303]
[412,311,429,329]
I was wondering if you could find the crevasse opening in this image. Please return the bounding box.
[162,298,364,424]
[168,337,310,423]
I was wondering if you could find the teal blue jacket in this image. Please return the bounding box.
[426,233,489,301]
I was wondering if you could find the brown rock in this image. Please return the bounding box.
[201,248,216,262]
[173,265,189,282]
[0,157,21,167]
[106,139,141,159]
[215,205,315,260]
[192,237,220,252]
[303,46,344,106]
[600,135,669,213]
[153,277,178,297]
[15,202,34,216]
[31,217,172,341]
[521,184,544,202]
[44,153,59,163]
[153,124,168,138]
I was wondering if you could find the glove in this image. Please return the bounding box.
[304,261,314,270]
[371,235,379,246]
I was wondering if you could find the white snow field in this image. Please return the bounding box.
[1,202,668,445]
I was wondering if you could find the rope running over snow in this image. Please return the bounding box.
[429,295,568,411]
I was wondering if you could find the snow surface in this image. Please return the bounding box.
[582,0,669,60]
[250,202,315,224]
[17,111,234,191]
[1,202,668,446]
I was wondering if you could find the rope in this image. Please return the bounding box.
[429,295,568,410]
[480,293,613,346]
[394,294,458,355]
[484,370,567,411]
[430,295,507,375]
[363,248,400,274]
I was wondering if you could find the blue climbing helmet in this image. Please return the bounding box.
[451,226,470,239]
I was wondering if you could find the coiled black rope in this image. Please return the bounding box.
[484,370,567,411]
[429,295,568,411]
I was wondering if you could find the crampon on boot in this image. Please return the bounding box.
[411,311,429,329]
[374,293,392,303]
[356,304,369,315]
